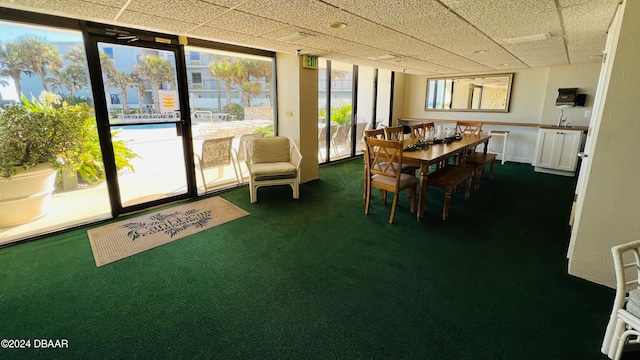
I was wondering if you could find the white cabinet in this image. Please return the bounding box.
[534,128,582,176]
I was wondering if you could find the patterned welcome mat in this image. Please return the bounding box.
[88,197,248,267]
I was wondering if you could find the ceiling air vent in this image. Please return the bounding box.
[277,32,314,43]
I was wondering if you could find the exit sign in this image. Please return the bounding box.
[302,55,318,69]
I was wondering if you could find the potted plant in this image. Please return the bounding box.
[0,91,136,227]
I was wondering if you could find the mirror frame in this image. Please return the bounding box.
[424,73,514,113]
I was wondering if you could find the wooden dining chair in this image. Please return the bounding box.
[364,137,418,224]
[410,122,436,139]
[384,125,405,141]
[364,128,385,140]
[385,125,417,174]
[455,121,483,135]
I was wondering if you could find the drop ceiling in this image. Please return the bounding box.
[0,0,621,75]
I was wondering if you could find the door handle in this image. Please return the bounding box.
[577,152,588,158]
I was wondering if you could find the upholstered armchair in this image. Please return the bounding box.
[245,136,302,203]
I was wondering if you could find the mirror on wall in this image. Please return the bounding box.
[425,73,514,112]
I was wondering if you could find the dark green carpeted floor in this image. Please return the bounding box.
[0,158,619,359]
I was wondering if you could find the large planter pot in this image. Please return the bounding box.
[0,163,57,228]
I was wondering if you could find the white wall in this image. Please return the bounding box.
[400,65,601,164]
[276,53,319,183]
[541,63,602,127]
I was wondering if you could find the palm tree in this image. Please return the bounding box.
[130,72,147,114]
[234,58,273,107]
[208,56,241,108]
[62,45,89,93]
[15,35,61,92]
[0,42,31,97]
[98,49,117,78]
[48,65,88,96]
[104,70,134,112]
[240,82,262,108]
[134,55,175,113]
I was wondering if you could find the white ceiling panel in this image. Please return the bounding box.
[441,0,561,41]
[560,0,620,35]
[1,0,121,22]
[126,0,228,25]
[117,10,200,34]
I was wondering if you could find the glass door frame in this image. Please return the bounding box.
[84,23,196,217]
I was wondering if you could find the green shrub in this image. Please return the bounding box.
[253,124,274,137]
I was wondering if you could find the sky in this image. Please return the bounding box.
[0,21,83,101]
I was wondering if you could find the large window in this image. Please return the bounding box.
[0,20,109,244]
[318,60,393,162]
[184,47,275,194]
[0,13,277,244]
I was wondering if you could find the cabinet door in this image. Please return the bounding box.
[555,131,581,171]
[536,130,557,168]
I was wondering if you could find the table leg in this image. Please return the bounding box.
[417,163,429,221]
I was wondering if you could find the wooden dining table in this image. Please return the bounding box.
[402,134,491,221]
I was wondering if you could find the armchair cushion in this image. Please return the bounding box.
[627,289,640,317]
[250,162,297,181]
[251,137,290,164]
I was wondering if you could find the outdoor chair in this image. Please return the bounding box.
[318,125,338,161]
[245,136,302,203]
[602,239,640,359]
[364,137,418,224]
[332,124,352,158]
[194,136,241,192]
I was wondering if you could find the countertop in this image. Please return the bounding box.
[539,125,589,132]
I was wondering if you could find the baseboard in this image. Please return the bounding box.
[533,166,576,177]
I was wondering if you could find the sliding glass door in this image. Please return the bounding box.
[318,60,393,163]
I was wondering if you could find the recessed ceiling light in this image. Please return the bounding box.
[503,32,551,44]
[473,50,487,54]
[500,63,510,66]
[328,22,347,29]
[367,54,396,60]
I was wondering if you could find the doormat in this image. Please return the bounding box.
[87,196,248,267]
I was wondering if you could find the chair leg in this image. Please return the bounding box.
[365,182,372,215]
[464,174,473,199]
[292,182,299,199]
[442,188,452,220]
[410,186,416,215]
[381,190,387,205]
[475,166,483,190]
[389,192,399,224]
[363,163,368,201]
[231,159,241,185]
[489,159,496,179]
[250,182,258,203]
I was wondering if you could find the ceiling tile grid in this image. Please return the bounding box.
[201,10,286,36]
[0,0,622,74]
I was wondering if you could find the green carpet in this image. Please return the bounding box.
[0,158,617,359]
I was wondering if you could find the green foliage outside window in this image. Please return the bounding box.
[319,103,352,125]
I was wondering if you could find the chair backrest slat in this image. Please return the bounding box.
[384,125,405,141]
[455,121,483,134]
[201,136,234,168]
